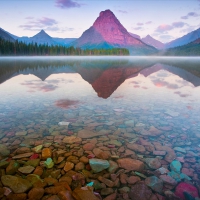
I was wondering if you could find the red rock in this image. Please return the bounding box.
[117,158,144,171]
[83,143,95,151]
[30,153,39,160]
[120,173,128,184]
[127,176,141,184]
[129,182,152,200]
[175,182,199,200]
[87,154,95,159]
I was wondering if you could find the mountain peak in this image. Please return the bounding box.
[40,29,45,33]
[99,9,114,17]
[142,35,164,49]
[72,9,156,54]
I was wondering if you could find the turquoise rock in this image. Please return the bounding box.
[168,171,191,182]
[87,182,94,187]
[168,171,181,182]
[118,125,126,128]
[44,158,54,169]
[170,160,182,173]
[145,176,163,193]
[89,159,110,173]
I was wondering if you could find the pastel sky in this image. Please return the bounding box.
[0,0,200,43]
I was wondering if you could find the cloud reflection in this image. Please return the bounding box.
[55,99,79,109]
[21,80,59,92]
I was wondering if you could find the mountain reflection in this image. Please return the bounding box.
[0,57,200,99]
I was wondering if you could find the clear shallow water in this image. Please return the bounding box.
[0,56,200,199]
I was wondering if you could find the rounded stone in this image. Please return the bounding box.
[64,162,74,172]
[18,166,35,174]
[145,176,163,193]
[28,187,44,200]
[117,158,144,171]
[1,175,32,193]
[83,143,95,151]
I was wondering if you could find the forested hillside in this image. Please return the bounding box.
[0,37,129,56]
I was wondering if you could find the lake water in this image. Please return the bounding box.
[0,56,200,199]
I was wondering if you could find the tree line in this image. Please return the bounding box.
[162,43,200,56]
[0,37,130,56]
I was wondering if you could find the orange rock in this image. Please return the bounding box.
[58,190,75,200]
[64,162,74,172]
[42,148,52,160]
[44,186,67,194]
[72,187,99,200]
[7,193,27,200]
[33,166,43,176]
[28,187,44,200]
[54,182,71,191]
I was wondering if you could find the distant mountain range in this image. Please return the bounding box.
[165,28,200,49]
[0,28,15,42]
[0,9,200,55]
[141,35,165,50]
[163,37,200,56]
[1,28,76,46]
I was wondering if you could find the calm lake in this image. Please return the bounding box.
[0,56,200,199]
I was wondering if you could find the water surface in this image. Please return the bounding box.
[0,56,200,199]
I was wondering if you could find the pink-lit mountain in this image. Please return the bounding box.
[72,10,157,55]
[142,35,164,49]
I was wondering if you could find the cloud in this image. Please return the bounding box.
[132,27,143,30]
[155,24,173,33]
[38,17,57,26]
[155,22,187,33]
[21,80,59,92]
[137,22,143,26]
[174,91,190,98]
[25,16,34,20]
[20,17,74,32]
[152,79,179,89]
[20,17,58,31]
[146,21,152,25]
[55,0,81,9]
[117,10,128,14]
[172,22,186,28]
[181,12,199,19]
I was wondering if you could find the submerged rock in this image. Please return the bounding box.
[129,182,152,200]
[145,158,161,169]
[1,175,32,193]
[145,176,163,193]
[117,158,144,171]
[170,160,182,173]
[175,182,199,200]
[89,158,110,173]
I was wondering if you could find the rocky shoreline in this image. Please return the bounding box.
[0,126,200,200]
